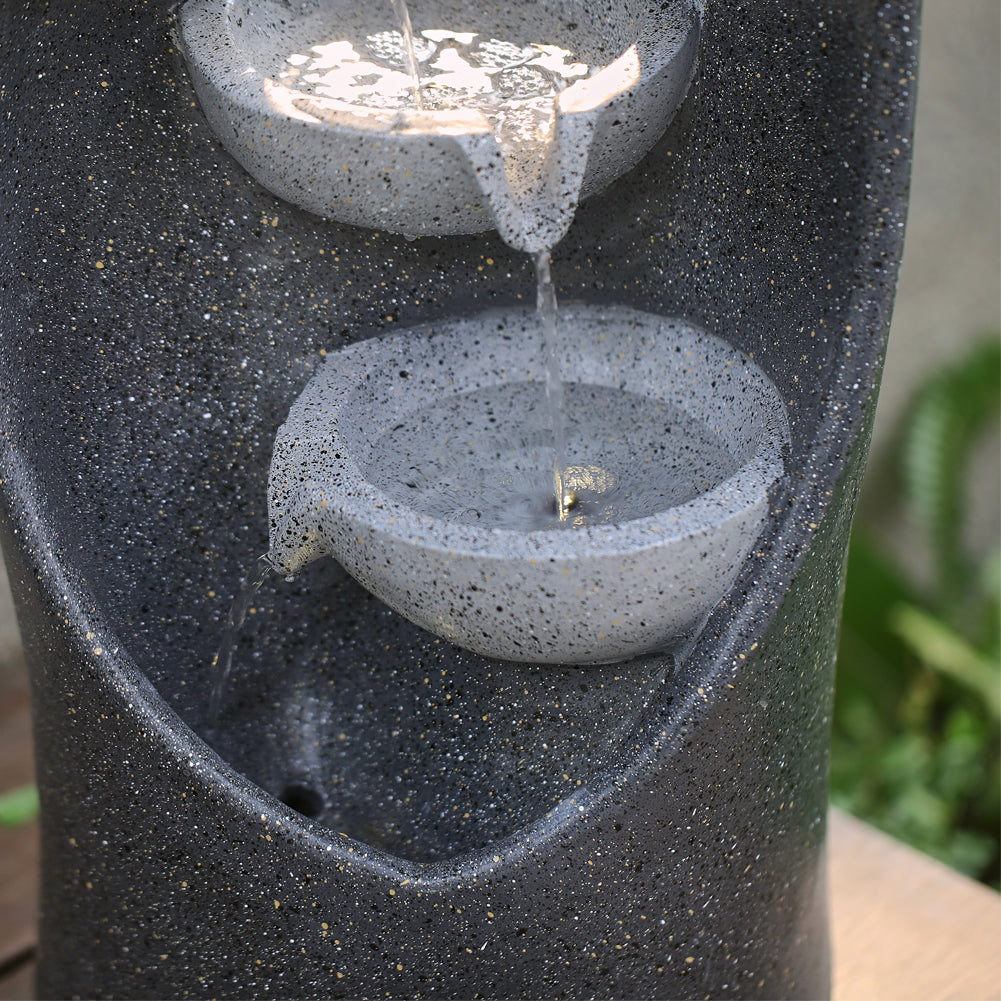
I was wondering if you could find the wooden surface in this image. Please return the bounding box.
[830,808,1001,1001]
[0,817,37,995]
[0,659,998,1000]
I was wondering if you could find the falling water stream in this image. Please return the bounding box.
[209,560,275,718]
[535,249,572,519]
[388,0,424,109]
[274,0,593,512]
[212,1,594,705]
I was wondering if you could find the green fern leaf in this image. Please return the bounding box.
[902,336,1000,614]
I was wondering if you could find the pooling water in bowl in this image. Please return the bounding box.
[277,5,596,147]
[360,380,741,532]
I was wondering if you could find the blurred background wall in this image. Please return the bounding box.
[859,0,999,581]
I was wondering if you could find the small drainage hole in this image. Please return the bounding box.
[279,783,324,819]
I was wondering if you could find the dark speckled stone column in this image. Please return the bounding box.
[0,2,917,998]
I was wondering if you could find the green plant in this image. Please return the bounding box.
[0,783,39,828]
[832,335,1001,887]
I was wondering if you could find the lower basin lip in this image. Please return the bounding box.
[308,310,786,557]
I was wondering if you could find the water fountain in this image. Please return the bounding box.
[0,1,919,998]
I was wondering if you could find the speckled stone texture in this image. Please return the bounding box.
[267,305,789,663]
[0,2,917,999]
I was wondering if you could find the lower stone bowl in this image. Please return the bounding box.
[267,304,789,664]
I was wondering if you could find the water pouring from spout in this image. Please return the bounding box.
[177,0,720,664]
[388,0,424,109]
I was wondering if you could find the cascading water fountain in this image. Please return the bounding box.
[180,0,766,671]
[0,1,919,998]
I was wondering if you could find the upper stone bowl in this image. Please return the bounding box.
[177,0,700,249]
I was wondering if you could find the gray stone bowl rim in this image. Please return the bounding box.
[288,304,789,565]
[179,0,693,142]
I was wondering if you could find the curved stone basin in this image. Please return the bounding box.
[268,304,790,663]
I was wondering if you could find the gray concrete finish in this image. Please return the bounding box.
[177,0,700,251]
[267,306,789,663]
